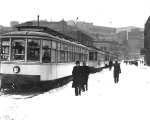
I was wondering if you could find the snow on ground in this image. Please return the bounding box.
[0,63,150,120]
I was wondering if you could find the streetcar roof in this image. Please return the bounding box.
[1,31,55,37]
[87,46,117,56]
[1,30,88,48]
[87,47,105,54]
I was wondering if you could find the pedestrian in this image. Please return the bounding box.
[72,61,82,96]
[113,60,121,83]
[109,60,113,70]
[81,61,91,91]
[97,59,101,67]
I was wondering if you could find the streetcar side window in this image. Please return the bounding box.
[89,52,94,61]
[68,45,71,62]
[51,41,56,63]
[11,38,25,61]
[42,40,51,63]
[72,46,75,62]
[105,55,107,61]
[95,52,97,61]
[79,48,82,62]
[27,39,40,62]
[60,43,65,62]
[1,38,10,61]
[70,46,73,62]
[64,44,68,62]
[75,47,79,61]
[85,49,88,61]
[83,49,85,61]
[57,42,61,62]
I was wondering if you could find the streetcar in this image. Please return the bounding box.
[0,26,89,90]
[88,46,116,68]
[88,46,106,68]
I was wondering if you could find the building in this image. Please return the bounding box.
[10,21,19,27]
[93,40,124,60]
[74,21,117,42]
[141,16,150,65]
[69,21,123,59]
[0,21,19,35]
[0,25,12,35]
[116,26,144,60]
[128,28,144,60]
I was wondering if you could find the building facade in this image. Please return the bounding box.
[116,27,144,60]
[141,16,150,65]
[93,41,124,60]
[0,21,19,35]
[0,25,12,35]
[74,21,117,42]
[70,21,124,60]
[10,21,19,27]
[128,29,144,60]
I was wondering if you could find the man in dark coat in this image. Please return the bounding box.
[72,61,82,96]
[113,60,121,83]
[81,61,90,91]
[109,60,113,70]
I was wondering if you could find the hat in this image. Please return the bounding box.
[75,61,80,64]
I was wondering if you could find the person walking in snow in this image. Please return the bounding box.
[113,60,121,83]
[81,61,90,91]
[72,61,82,96]
[109,60,113,71]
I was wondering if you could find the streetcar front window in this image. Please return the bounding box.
[1,38,10,61]
[42,40,51,63]
[11,38,25,61]
[27,39,40,62]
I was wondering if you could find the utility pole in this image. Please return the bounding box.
[37,15,39,26]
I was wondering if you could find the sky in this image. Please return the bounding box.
[0,0,150,28]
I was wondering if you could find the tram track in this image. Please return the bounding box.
[0,81,71,99]
[0,88,44,99]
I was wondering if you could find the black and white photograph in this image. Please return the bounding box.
[0,0,150,120]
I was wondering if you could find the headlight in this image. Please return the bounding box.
[13,66,20,73]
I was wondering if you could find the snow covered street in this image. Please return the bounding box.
[0,63,150,120]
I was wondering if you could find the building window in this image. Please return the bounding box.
[104,46,107,51]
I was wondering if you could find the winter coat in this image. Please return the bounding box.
[72,66,82,88]
[109,61,113,67]
[81,66,90,85]
[113,63,121,78]
[81,66,90,76]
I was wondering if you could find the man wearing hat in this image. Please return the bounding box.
[72,61,82,96]
[113,60,121,83]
